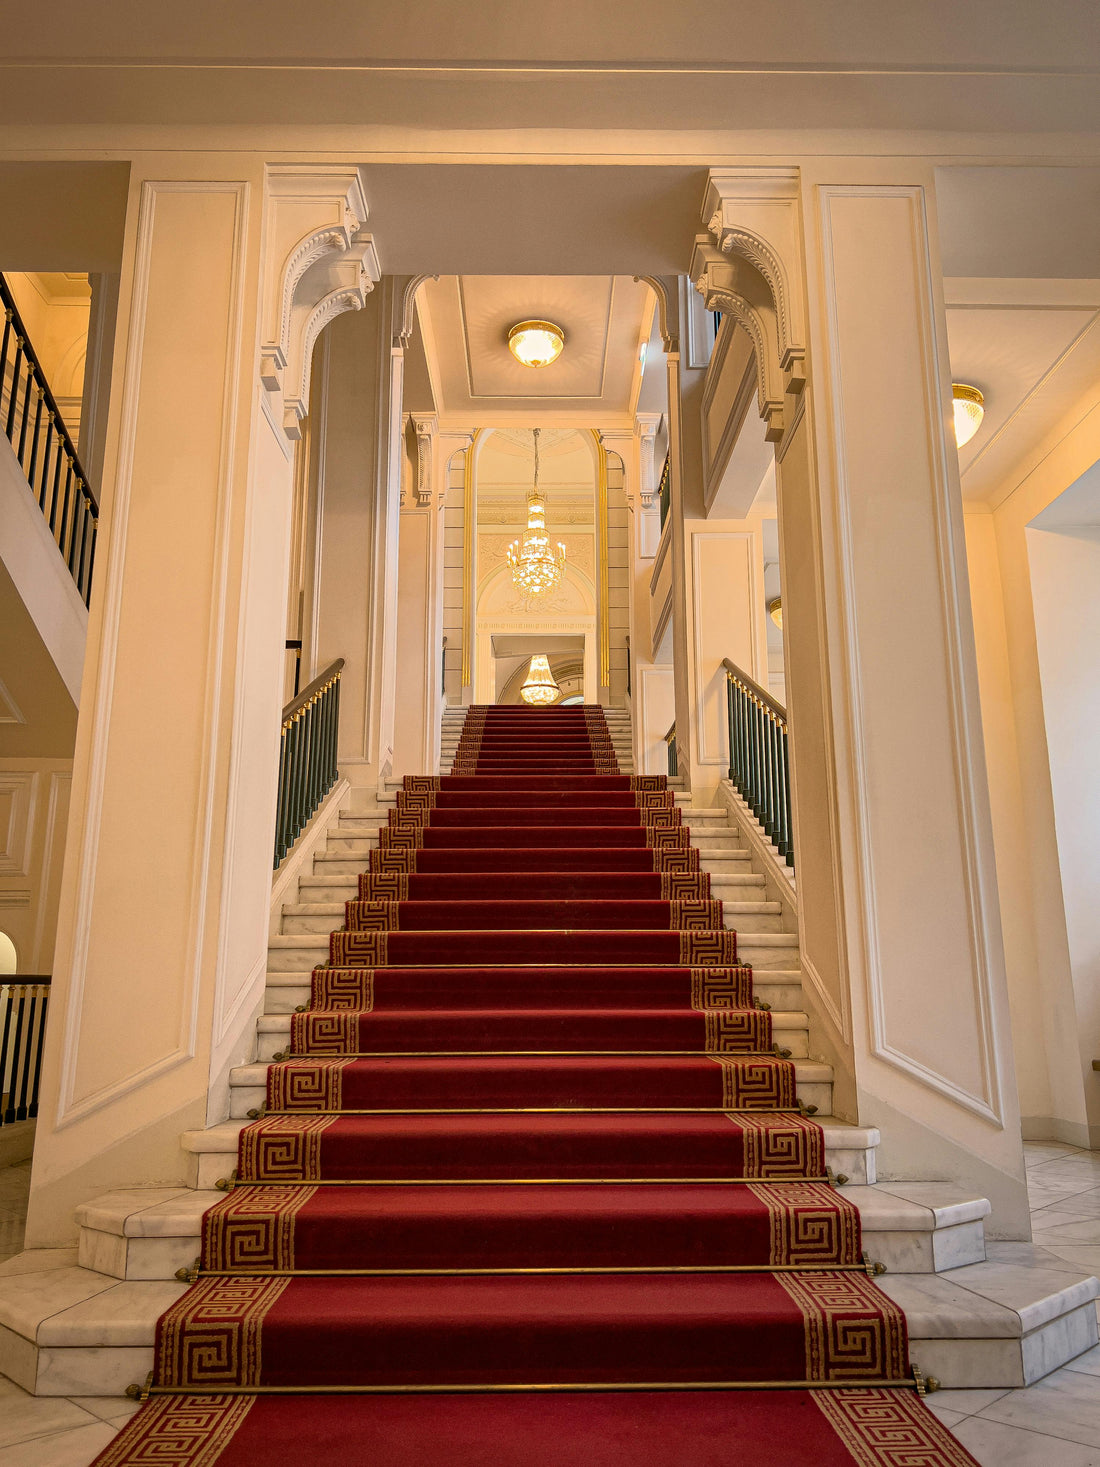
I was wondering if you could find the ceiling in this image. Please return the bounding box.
[417,274,654,427]
[2,2,1097,133]
[945,280,1100,507]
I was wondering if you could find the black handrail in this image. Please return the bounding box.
[658,451,671,531]
[625,635,631,698]
[663,721,678,778]
[274,659,344,867]
[724,658,793,867]
[0,274,98,608]
[285,640,303,698]
[441,637,447,700]
[0,977,51,1126]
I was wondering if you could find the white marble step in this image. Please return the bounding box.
[69,1180,984,1287]
[278,900,786,936]
[880,1252,1100,1388]
[224,1058,834,1120]
[5,1243,1091,1396]
[252,1009,814,1061]
[261,967,806,1017]
[179,1117,881,1191]
[266,931,799,973]
[294,872,769,905]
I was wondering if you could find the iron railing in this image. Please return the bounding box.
[0,274,98,607]
[724,659,793,868]
[0,977,50,1126]
[285,640,303,699]
[664,721,678,777]
[274,659,343,867]
[658,451,671,531]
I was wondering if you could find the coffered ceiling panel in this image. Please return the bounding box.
[417,274,653,426]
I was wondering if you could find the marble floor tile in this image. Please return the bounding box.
[976,1366,1100,1447]
[951,1414,1100,1465]
[0,1377,101,1449]
[68,1394,142,1423]
[1068,1344,1100,1379]
[1025,1144,1085,1166]
[1035,1217,1100,1245]
[925,1386,1012,1418]
[0,1420,118,1467]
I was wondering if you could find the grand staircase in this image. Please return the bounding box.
[88,704,982,1464]
[2,703,1096,1457]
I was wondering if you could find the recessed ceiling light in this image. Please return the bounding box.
[952,384,985,448]
[508,320,565,369]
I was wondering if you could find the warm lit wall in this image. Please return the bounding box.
[964,399,1100,1145]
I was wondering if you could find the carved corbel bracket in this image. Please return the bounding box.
[260,166,382,441]
[703,171,807,395]
[634,412,662,510]
[395,275,440,349]
[691,238,786,443]
[412,413,439,507]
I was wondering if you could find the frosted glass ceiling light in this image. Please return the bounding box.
[768,597,783,630]
[952,384,985,449]
[520,655,562,706]
[508,320,565,369]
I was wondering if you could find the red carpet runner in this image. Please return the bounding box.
[98,706,975,1465]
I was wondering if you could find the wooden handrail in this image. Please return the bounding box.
[282,658,344,724]
[722,658,787,722]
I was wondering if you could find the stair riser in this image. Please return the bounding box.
[267,938,797,972]
[252,1029,813,1062]
[78,1227,199,1282]
[279,911,788,936]
[226,1079,834,1119]
[909,1302,1098,1388]
[869,1222,986,1275]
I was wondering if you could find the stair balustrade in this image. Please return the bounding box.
[724,659,794,868]
[0,977,50,1126]
[274,659,344,867]
[657,451,671,530]
[0,274,98,608]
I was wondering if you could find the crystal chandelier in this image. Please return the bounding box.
[520,654,561,706]
[507,429,566,597]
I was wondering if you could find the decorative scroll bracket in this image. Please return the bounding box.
[691,237,787,443]
[260,166,382,442]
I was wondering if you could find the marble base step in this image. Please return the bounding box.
[880,1250,1100,1388]
[180,1118,882,1190]
[4,1229,1091,1397]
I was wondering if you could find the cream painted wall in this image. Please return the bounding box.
[964,401,1100,1147]
[0,758,72,975]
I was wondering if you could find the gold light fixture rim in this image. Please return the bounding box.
[508,319,566,367]
[767,596,783,630]
[952,383,985,408]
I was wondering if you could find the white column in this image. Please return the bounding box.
[699,166,1027,1232]
[27,161,376,1243]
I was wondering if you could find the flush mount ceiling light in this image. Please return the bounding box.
[508,320,565,369]
[768,597,783,630]
[520,655,561,706]
[952,384,985,449]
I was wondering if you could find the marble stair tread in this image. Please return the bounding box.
[0,1266,122,1340]
[176,1116,880,1157]
[34,1280,188,1347]
[225,1056,835,1088]
[840,1183,991,1232]
[878,1257,1099,1339]
[75,1189,220,1239]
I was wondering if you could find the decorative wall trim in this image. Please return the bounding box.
[56,179,251,1127]
[0,772,36,877]
[30,771,71,972]
[593,430,611,688]
[818,183,1003,1126]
